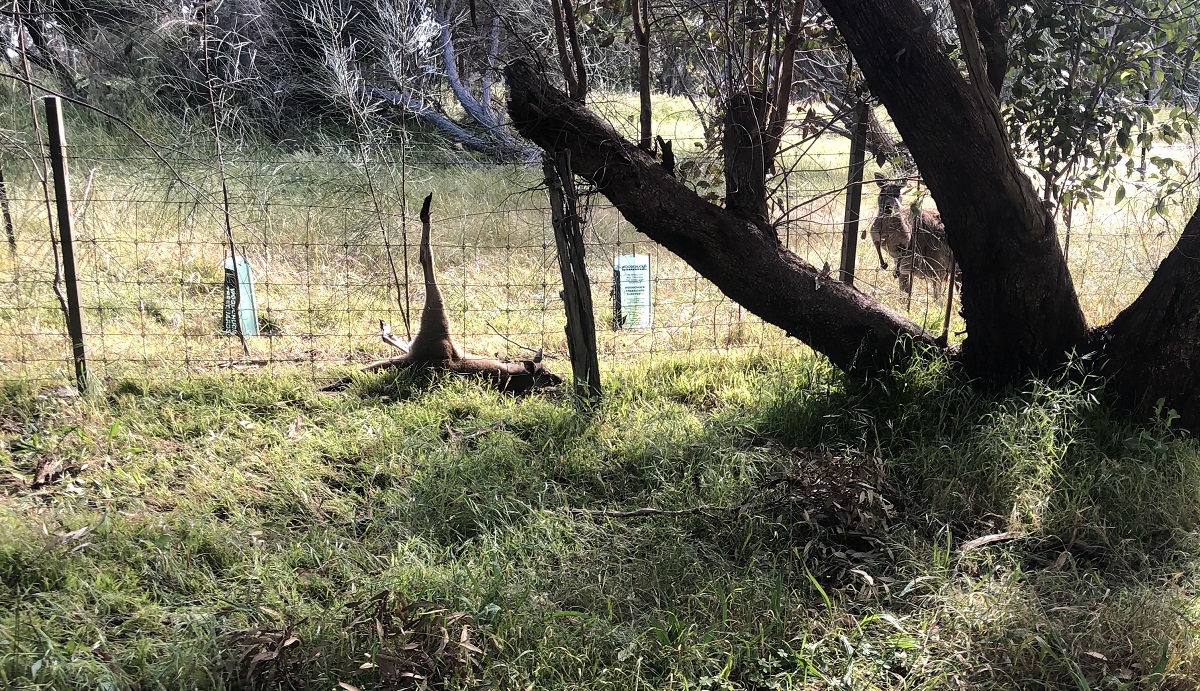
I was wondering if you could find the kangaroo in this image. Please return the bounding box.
[862,173,909,271]
[896,204,955,297]
[861,173,957,297]
[322,193,562,393]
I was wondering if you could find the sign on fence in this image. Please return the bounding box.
[222,256,260,337]
[613,254,651,330]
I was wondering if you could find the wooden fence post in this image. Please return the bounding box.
[0,166,14,258]
[544,150,601,401]
[44,96,87,392]
[839,99,870,286]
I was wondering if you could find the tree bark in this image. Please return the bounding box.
[723,90,772,232]
[505,59,940,373]
[632,0,653,152]
[968,0,1011,97]
[1096,205,1200,426]
[818,0,1089,385]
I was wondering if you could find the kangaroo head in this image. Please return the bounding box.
[874,173,906,216]
[519,349,564,387]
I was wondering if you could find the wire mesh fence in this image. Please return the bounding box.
[0,102,1191,390]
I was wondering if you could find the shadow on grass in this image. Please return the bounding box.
[2,353,1199,689]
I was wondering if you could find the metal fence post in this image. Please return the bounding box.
[839,99,870,286]
[43,96,87,392]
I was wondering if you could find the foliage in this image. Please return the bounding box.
[1004,0,1200,210]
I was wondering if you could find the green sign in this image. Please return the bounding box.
[222,256,259,337]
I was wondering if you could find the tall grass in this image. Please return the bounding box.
[1,354,1199,689]
[1,81,1199,690]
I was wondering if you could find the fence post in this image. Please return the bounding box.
[0,166,14,258]
[43,96,87,392]
[544,150,601,402]
[839,99,870,286]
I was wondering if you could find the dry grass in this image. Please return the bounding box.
[0,141,1191,391]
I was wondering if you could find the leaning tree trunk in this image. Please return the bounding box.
[819,0,1089,385]
[1095,205,1200,425]
[505,59,940,373]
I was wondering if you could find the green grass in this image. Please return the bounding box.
[0,80,1198,690]
[2,352,1200,689]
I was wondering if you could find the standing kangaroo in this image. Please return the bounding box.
[861,173,957,297]
[322,193,562,393]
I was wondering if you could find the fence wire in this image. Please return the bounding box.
[0,117,1190,389]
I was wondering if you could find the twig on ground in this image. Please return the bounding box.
[485,321,559,358]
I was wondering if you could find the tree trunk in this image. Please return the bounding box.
[819,0,1089,385]
[723,90,772,232]
[505,59,940,373]
[968,0,1011,97]
[1096,205,1200,426]
[632,0,653,152]
[762,0,808,166]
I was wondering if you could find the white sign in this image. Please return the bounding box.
[613,254,651,329]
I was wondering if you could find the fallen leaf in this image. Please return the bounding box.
[59,526,90,543]
[849,568,875,586]
[37,385,78,399]
[958,531,1022,554]
[34,458,65,487]
[286,415,305,441]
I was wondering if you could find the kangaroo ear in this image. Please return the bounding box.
[533,348,543,364]
[523,360,536,374]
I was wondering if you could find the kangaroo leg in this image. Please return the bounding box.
[409,193,464,361]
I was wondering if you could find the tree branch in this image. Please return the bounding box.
[764,0,809,164]
[505,58,940,373]
[366,86,535,161]
[969,0,1010,97]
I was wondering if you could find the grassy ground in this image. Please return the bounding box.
[1,85,1199,689]
[2,352,1200,689]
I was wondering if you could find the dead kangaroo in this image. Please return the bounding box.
[321,193,562,393]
